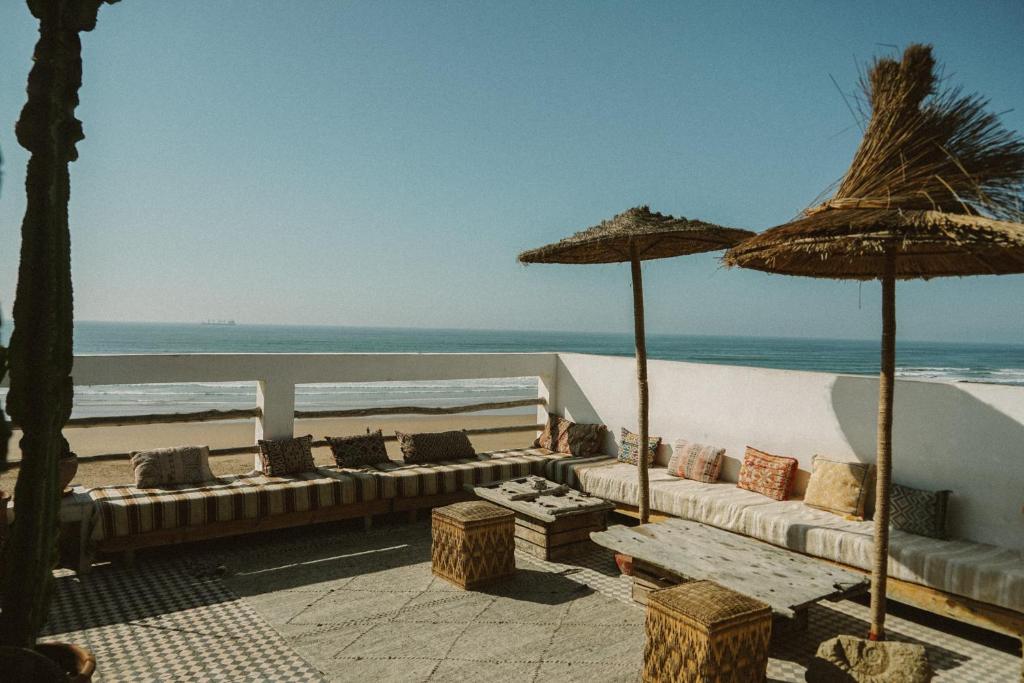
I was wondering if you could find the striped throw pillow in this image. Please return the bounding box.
[667,439,724,483]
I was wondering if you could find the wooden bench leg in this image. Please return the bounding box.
[408,509,417,524]
[122,548,135,569]
[363,515,373,531]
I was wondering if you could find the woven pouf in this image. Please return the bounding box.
[643,580,772,683]
[431,501,516,589]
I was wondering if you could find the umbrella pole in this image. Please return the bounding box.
[869,250,897,641]
[629,244,651,525]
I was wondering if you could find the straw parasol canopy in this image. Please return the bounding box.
[521,206,752,523]
[725,44,1024,641]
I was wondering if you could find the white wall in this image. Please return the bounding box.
[553,353,1024,550]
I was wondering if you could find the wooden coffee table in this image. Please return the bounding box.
[591,518,869,632]
[469,475,614,561]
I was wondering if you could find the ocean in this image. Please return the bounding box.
[2,321,1022,418]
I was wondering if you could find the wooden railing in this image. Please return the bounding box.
[5,397,546,466]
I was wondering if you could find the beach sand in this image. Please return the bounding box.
[1,413,537,491]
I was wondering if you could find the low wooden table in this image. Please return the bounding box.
[591,518,869,632]
[470,476,614,561]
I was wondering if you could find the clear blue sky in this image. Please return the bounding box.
[0,1,1021,342]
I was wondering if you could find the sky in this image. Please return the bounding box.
[0,1,1022,343]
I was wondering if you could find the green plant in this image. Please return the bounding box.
[0,0,117,648]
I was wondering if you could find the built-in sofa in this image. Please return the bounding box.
[83,447,586,557]
[557,453,1024,658]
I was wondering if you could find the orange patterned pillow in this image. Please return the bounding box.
[737,446,798,500]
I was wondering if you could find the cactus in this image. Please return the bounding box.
[0,0,117,648]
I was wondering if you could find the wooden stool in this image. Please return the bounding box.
[643,580,772,683]
[431,501,515,589]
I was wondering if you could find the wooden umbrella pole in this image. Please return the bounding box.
[629,243,651,524]
[869,248,897,641]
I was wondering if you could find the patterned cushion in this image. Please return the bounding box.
[737,446,798,501]
[533,413,606,457]
[617,428,661,466]
[666,439,724,483]
[257,435,317,476]
[803,455,874,518]
[130,445,216,488]
[326,430,391,468]
[396,430,475,464]
[890,483,951,539]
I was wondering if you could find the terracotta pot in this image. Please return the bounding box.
[59,452,79,495]
[0,643,95,681]
[36,642,96,682]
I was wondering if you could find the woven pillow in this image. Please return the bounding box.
[617,428,661,466]
[326,430,390,468]
[737,446,798,500]
[396,430,475,464]
[803,455,875,518]
[257,435,317,476]
[667,439,724,483]
[130,445,215,488]
[890,483,951,539]
[533,413,606,457]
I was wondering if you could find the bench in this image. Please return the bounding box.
[79,447,586,565]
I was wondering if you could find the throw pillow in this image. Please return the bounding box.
[890,483,951,539]
[396,430,475,464]
[326,429,390,468]
[617,428,661,466]
[257,435,317,476]
[737,446,798,500]
[666,439,725,483]
[533,413,606,457]
[131,445,216,488]
[803,455,875,518]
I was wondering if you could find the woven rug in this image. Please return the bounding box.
[40,518,1022,682]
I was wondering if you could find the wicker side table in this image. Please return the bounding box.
[643,580,772,683]
[431,500,515,589]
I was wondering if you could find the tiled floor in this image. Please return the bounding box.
[41,519,1022,682]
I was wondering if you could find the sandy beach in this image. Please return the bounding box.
[1,413,537,491]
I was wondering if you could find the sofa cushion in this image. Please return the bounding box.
[369,448,563,498]
[890,483,950,539]
[130,445,216,488]
[617,428,660,466]
[89,468,382,540]
[666,439,724,483]
[534,413,606,457]
[737,446,798,501]
[649,476,1024,614]
[326,430,391,468]
[257,435,317,476]
[542,453,616,490]
[396,430,475,464]
[803,455,874,519]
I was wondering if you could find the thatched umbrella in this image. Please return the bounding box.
[725,44,1024,640]
[519,206,753,523]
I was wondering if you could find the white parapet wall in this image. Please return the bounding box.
[553,352,1024,550]
[4,350,1020,549]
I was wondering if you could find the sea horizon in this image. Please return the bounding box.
[0,320,1021,419]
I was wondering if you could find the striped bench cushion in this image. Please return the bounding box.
[88,448,582,540]
[366,448,568,498]
[89,468,381,540]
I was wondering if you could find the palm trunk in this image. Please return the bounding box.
[869,249,897,641]
[629,244,650,525]
[0,0,109,648]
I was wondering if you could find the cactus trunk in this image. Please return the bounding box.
[0,0,111,648]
